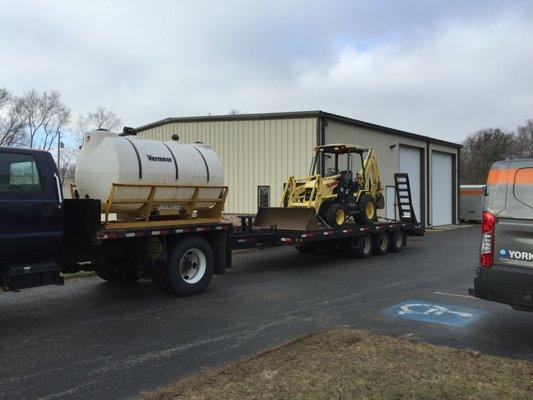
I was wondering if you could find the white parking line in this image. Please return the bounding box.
[433,291,474,299]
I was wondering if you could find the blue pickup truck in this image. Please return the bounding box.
[0,146,231,296]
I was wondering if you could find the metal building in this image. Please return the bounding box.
[136,111,461,227]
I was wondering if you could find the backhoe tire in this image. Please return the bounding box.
[151,236,214,297]
[372,232,389,255]
[325,203,346,228]
[355,194,377,225]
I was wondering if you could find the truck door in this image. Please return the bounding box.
[0,149,63,265]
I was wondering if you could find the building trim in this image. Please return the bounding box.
[136,110,461,149]
[452,152,458,225]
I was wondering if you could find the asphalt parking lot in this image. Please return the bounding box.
[0,226,531,400]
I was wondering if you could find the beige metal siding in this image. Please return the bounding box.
[138,118,317,214]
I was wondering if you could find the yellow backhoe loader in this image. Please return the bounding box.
[255,144,384,230]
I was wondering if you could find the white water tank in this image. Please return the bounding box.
[74,130,224,212]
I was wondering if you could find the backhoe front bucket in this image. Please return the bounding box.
[254,207,321,231]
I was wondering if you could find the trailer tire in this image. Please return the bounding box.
[343,233,373,258]
[373,232,389,255]
[389,230,405,253]
[95,268,139,284]
[152,236,214,296]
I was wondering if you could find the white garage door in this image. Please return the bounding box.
[399,146,422,223]
[431,151,453,226]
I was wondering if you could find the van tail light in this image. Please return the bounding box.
[480,211,496,268]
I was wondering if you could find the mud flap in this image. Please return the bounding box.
[254,207,322,231]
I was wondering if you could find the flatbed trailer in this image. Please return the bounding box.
[232,219,418,248]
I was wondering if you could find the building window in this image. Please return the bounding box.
[258,186,270,208]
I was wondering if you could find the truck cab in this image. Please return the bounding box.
[0,147,64,290]
[471,159,533,311]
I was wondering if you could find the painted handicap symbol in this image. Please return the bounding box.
[398,303,474,318]
[381,300,486,327]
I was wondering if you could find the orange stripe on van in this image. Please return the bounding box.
[514,168,533,184]
[460,189,484,196]
[487,168,512,185]
[486,168,533,185]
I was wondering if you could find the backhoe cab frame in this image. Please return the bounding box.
[280,144,384,228]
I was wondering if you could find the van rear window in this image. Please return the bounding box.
[513,168,533,209]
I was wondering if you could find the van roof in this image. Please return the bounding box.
[492,158,533,169]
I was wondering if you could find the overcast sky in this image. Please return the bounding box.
[1,0,532,143]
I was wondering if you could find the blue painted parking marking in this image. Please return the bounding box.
[380,300,486,327]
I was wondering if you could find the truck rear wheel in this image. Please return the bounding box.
[389,230,405,253]
[343,233,373,258]
[151,236,214,296]
[372,232,389,255]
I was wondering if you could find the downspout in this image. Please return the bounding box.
[316,112,327,176]
[426,142,430,228]
[456,147,461,224]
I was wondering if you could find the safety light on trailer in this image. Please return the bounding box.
[480,211,496,268]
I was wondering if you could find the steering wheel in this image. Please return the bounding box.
[327,168,338,175]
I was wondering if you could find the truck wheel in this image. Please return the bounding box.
[343,233,373,258]
[389,230,405,253]
[295,243,317,253]
[373,232,389,255]
[95,269,139,284]
[152,236,214,296]
[355,194,377,225]
[325,203,346,227]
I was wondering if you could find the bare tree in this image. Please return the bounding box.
[16,90,71,150]
[228,109,242,115]
[57,146,78,183]
[0,88,26,147]
[461,128,515,184]
[513,120,533,159]
[0,87,9,108]
[71,115,90,147]
[42,98,70,151]
[86,107,122,131]
[72,107,122,147]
